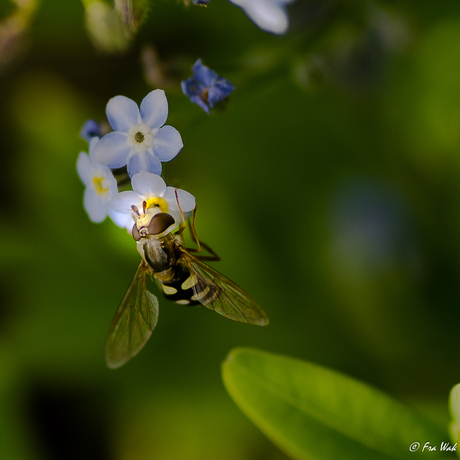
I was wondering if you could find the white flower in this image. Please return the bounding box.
[92,89,183,178]
[229,0,294,35]
[109,171,196,232]
[77,137,132,231]
[77,137,118,223]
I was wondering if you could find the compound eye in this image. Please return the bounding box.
[132,223,141,241]
[148,213,175,235]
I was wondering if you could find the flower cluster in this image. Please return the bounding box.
[77,88,196,233]
[77,58,239,234]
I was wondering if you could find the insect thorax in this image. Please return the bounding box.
[142,233,178,273]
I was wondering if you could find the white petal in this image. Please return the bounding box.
[106,95,140,131]
[131,171,167,199]
[76,152,93,186]
[152,125,183,162]
[108,208,135,232]
[104,170,119,198]
[109,191,142,213]
[140,90,168,129]
[233,0,289,34]
[163,187,196,213]
[92,131,131,168]
[84,189,108,223]
[88,136,100,159]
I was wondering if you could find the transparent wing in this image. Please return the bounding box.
[180,250,269,326]
[105,262,159,369]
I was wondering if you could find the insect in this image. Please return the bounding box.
[105,196,269,369]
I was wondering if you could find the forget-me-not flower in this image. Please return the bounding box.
[181,59,235,114]
[77,137,118,222]
[77,137,133,231]
[80,119,103,142]
[228,0,294,35]
[92,89,183,178]
[109,171,196,232]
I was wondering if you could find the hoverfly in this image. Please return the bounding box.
[105,195,269,369]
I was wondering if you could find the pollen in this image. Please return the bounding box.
[92,176,109,195]
[145,197,168,213]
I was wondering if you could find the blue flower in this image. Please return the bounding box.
[109,171,196,231]
[77,137,117,222]
[77,137,134,230]
[228,0,294,35]
[181,59,235,114]
[92,89,183,178]
[80,119,103,142]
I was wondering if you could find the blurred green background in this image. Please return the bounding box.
[2,0,460,458]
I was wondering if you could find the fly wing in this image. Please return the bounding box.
[180,250,269,326]
[105,262,159,369]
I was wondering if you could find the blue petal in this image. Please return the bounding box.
[106,95,140,131]
[152,126,183,161]
[140,90,168,129]
[192,59,217,87]
[132,171,166,198]
[127,151,162,177]
[190,95,210,113]
[92,131,131,168]
[80,119,101,141]
[182,78,202,98]
[208,78,235,106]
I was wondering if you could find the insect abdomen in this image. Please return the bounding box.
[156,264,200,306]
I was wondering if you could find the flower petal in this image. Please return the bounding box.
[232,0,289,34]
[80,119,102,141]
[132,171,167,198]
[106,95,140,131]
[163,187,196,213]
[140,89,168,129]
[108,208,134,232]
[76,152,93,186]
[84,189,108,223]
[208,78,235,106]
[191,59,217,87]
[92,131,131,168]
[152,126,183,162]
[127,151,162,177]
[109,191,142,213]
[190,95,210,113]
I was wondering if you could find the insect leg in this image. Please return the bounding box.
[174,190,220,261]
[174,188,188,236]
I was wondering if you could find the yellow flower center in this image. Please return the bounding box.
[145,197,168,213]
[93,176,108,195]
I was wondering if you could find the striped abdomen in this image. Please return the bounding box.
[155,263,201,306]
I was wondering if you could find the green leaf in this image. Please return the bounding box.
[222,348,449,460]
